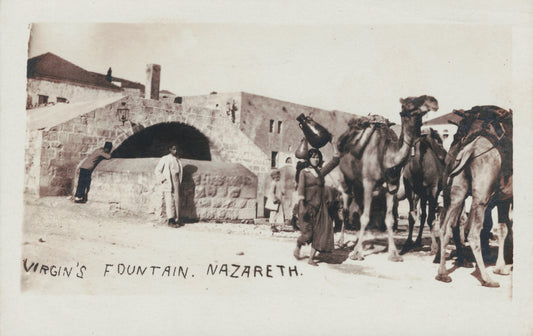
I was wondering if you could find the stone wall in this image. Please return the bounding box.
[26,92,362,217]
[178,92,362,213]
[27,78,124,107]
[24,130,43,196]
[119,96,271,175]
[181,92,242,125]
[179,92,361,167]
[88,158,257,221]
[29,96,270,206]
[240,92,360,166]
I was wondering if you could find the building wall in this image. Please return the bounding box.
[27,78,124,107]
[181,92,242,125]
[169,92,360,167]
[24,130,42,196]
[29,96,270,203]
[179,92,361,211]
[239,92,359,167]
[122,87,143,98]
[159,92,177,103]
[89,158,257,221]
[26,91,368,219]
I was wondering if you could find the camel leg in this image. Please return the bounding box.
[385,192,403,262]
[468,155,501,287]
[452,218,473,268]
[480,206,494,263]
[350,181,373,261]
[425,197,439,255]
[467,200,499,287]
[436,173,468,282]
[336,191,350,247]
[494,202,511,275]
[492,219,509,275]
[459,207,468,246]
[414,197,427,248]
[400,192,418,255]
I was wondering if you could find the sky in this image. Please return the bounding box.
[28,23,512,123]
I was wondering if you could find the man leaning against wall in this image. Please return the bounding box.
[73,141,112,203]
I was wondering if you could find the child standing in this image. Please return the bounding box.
[266,169,285,233]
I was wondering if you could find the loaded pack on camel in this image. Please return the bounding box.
[337,114,396,160]
[336,114,400,234]
[445,105,512,187]
[436,105,513,288]
[336,95,439,261]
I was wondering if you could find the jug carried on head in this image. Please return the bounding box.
[296,114,332,149]
[295,138,309,159]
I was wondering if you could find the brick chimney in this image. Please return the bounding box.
[145,64,161,100]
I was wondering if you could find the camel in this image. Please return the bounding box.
[397,128,446,255]
[337,95,439,261]
[435,106,512,287]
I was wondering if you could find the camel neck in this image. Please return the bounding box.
[385,115,421,168]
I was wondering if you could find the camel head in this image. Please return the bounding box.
[396,95,439,142]
[399,95,439,118]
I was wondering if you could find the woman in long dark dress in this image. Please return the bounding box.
[294,143,340,266]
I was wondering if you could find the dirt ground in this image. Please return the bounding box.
[15,196,529,335]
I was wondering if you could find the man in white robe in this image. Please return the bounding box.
[155,145,183,227]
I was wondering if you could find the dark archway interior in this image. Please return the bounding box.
[112,122,211,160]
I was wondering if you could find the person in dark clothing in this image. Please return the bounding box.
[289,160,309,230]
[74,142,112,203]
[294,142,340,266]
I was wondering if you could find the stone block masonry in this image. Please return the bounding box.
[89,158,257,221]
[25,95,271,203]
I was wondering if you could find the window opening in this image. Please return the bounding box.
[271,151,278,168]
[38,95,48,105]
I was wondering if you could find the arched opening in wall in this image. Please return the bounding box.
[112,122,211,160]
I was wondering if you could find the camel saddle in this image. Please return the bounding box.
[448,106,513,181]
[338,115,395,159]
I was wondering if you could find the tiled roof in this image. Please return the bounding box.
[27,52,144,93]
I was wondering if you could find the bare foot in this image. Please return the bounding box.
[293,247,301,260]
[308,259,318,266]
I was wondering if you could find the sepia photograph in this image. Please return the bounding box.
[1,1,533,335]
